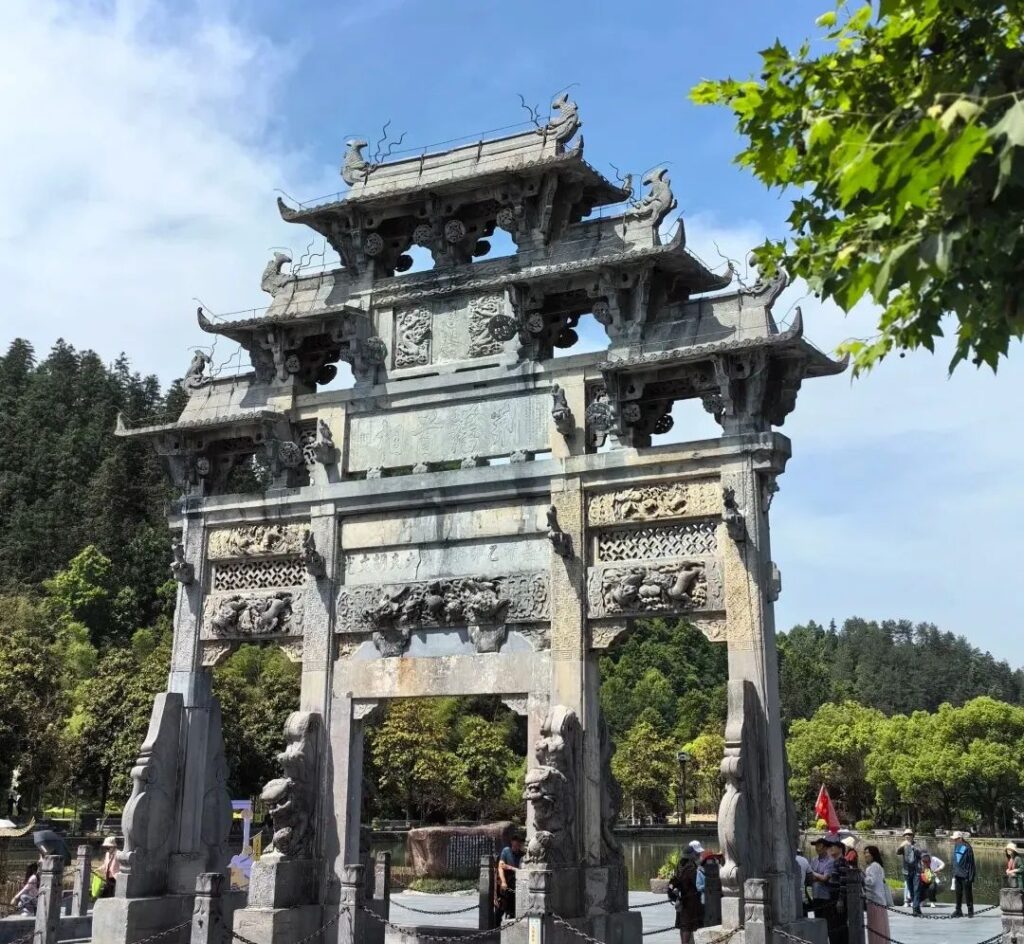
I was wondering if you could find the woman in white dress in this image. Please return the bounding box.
[863,845,893,944]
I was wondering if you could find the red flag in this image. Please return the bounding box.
[814,785,841,832]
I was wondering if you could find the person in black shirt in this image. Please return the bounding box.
[495,835,524,924]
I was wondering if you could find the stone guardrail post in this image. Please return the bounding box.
[479,854,496,930]
[1003,888,1023,944]
[340,864,372,944]
[35,854,64,944]
[373,850,391,920]
[743,878,772,944]
[703,857,723,928]
[191,872,228,944]
[68,845,90,916]
[845,869,865,944]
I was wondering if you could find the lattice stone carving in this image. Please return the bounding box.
[587,480,721,526]
[336,571,549,634]
[596,519,718,562]
[212,558,306,592]
[587,558,723,617]
[467,294,505,357]
[208,524,305,559]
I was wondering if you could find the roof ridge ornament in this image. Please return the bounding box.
[626,167,677,231]
[542,93,581,149]
[260,251,293,297]
[341,137,373,185]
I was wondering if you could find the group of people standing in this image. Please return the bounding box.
[8,835,120,916]
[667,841,721,944]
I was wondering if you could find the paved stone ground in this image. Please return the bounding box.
[387,892,1004,944]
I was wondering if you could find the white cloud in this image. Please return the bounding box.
[0,0,320,384]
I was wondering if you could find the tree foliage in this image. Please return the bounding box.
[612,719,679,820]
[692,0,1024,373]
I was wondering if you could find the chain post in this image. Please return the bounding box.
[479,854,497,930]
[846,868,865,944]
[70,845,91,917]
[1004,889,1024,944]
[374,850,392,920]
[35,854,64,944]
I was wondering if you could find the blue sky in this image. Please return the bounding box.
[2,0,1021,665]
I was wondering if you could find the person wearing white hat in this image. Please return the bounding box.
[950,831,976,918]
[99,836,120,899]
[898,828,923,916]
[1007,843,1024,890]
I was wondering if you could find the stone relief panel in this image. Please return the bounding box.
[394,307,431,368]
[586,557,723,618]
[595,519,718,562]
[586,480,721,527]
[344,537,546,584]
[466,294,505,358]
[212,558,306,592]
[347,392,549,471]
[201,589,304,639]
[336,571,549,634]
[207,523,305,560]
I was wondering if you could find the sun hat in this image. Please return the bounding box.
[688,840,705,855]
[1007,842,1020,854]
[951,831,964,841]
[841,836,856,850]
[902,828,914,835]
[102,836,118,848]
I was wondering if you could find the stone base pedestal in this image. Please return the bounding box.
[92,893,193,944]
[696,918,828,944]
[233,904,323,944]
[248,856,316,909]
[502,911,642,944]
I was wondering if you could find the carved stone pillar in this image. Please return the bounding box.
[373,851,391,920]
[338,864,376,944]
[719,442,800,928]
[479,855,497,930]
[1002,889,1023,943]
[742,878,771,944]
[35,854,64,944]
[191,873,228,944]
[70,845,90,916]
[846,869,865,944]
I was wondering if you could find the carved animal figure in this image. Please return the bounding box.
[257,593,291,633]
[544,93,581,146]
[341,138,373,185]
[667,564,702,601]
[184,350,211,389]
[210,598,247,634]
[260,252,292,296]
[610,571,644,607]
[628,167,677,229]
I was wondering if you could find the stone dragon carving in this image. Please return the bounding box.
[601,562,706,613]
[170,537,194,585]
[208,524,305,559]
[184,350,211,391]
[341,138,373,185]
[261,711,321,859]
[524,706,580,867]
[543,93,581,148]
[587,481,721,526]
[551,384,575,437]
[301,530,326,579]
[394,308,431,367]
[545,506,572,558]
[627,167,677,230]
[313,419,337,465]
[260,252,292,297]
[208,591,298,637]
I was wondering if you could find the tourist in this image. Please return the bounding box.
[795,848,812,915]
[1006,843,1024,889]
[862,846,893,944]
[10,862,39,916]
[668,844,704,944]
[494,834,523,923]
[841,836,858,867]
[897,828,923,916]
[689,842,707,904]
[825,835,850,944]
[99,836,121,899]
[951,831,976,917]
[809,837,836,921]
[919,852,945,907]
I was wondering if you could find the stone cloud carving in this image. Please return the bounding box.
[587,480,721,526]
[261,711,321,859]
[205,591,302,638]
[524,706,580,867]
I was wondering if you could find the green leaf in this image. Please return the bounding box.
[942,123,990,185]
[815,10,837,27]
[937,98,983,132]
[873,237,920,300]
[808,116,835,149]
[993,99,1024,148]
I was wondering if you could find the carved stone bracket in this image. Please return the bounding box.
[261,712,321,859]
[545,506,572,558]
[312,419,337,465]
[722,486,747,542]
[588,622,631,650]
[767,563,782,603]
[587,558,723,618]
[170,537,194,585]
[352,700,383,722]
[500,695,529,716]
[523,706,580,869]
[301,530,326,579]
[550,384,575,438]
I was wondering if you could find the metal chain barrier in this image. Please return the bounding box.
[641,924,679,936]
[883,902,1001,921]
[360,902,526,941]
[391,898,482,915]
[130,918,194,944]
[860,926,1007,944]
[628,899,677,910]
[232,909,341,944]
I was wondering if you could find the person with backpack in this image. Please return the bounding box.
[951,831,976,918]
[898,828,923,916]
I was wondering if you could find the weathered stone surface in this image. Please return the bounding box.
[407,823,514,879]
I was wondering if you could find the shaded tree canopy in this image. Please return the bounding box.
[692,0,1024,373]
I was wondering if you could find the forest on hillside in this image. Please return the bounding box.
[1,339,1023,833]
